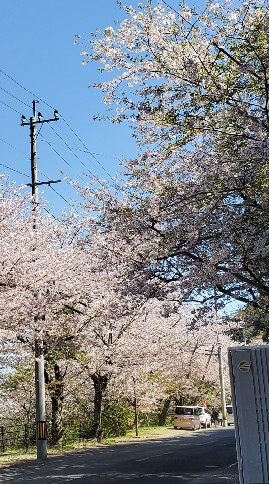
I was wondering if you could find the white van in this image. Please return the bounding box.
[174,406,200,430]
[226,404,234,425]
[174,405,211,430]
[174,405,212,430]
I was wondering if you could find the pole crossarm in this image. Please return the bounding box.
[21,107,59,126]
[21,118,59,126]
[26,179,61,187]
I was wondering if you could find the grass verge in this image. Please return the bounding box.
[0,426,175,466]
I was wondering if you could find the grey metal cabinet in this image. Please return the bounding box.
[228,345,269,484]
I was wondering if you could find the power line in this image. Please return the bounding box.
[38,132,87,183]
[161,0,202,16]
[48,124,96,179]
[161,0,179,15]
[0,68,115,180]
[0,99,23,115]
[0,85,32,108]
[0,90,136,211]
[0,68,39,99]
[0,135,75,212]
[60,116,114,180]
[0,162,29,178]
[38,169,73,208]
[0,68,135,211]
[42,206,58,220]
[0,137,28,156]
[0,69,122,215]
[48,183,73,207]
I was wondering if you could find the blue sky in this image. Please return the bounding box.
[0,0,203,214]
[0,0,140,214]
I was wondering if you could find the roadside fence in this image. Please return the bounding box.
[0,420,93,454]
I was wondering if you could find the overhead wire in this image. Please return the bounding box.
[38,132,87,183]
[42,206,58,220]
[0,159,74,214]
[38,169,74,208]
[0,85,32,109]
[161,0,179,15]
[0,137,28,156]
[161,0,206,41]
[0,99,23,115]
[48,124,97,179]
[0,162,29,178]
[0,95,84,209]
[59,117,115,181]
[0,67,115,181]
[48,184,74,207]
[161,0,202,16]
[0,68,39,99]
[0,68,134,207]
[0,67,134,214]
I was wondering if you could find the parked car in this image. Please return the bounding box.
[226,404,234,425]
[173,405,212,430]
[197,406,212,428]
[173,406,201,430]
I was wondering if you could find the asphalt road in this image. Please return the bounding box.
[0,427,239,483]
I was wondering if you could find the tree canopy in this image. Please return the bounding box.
[2,0,269,446]
[77,0,269,311]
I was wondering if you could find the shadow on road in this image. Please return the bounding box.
[0,428,239,483]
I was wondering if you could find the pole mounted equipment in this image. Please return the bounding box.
[21,100,61,192]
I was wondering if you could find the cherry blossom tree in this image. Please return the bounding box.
[0,177,239,446]
[77,289,237,439]
[0,333,35,425]
[0,181,96,445]
[77,0,269,314]
[0,180,159,444]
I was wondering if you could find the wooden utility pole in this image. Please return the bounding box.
[21,100,60,460]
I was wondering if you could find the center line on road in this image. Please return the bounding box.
[136,451,173,462]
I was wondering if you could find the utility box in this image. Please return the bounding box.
[228,345,269,484]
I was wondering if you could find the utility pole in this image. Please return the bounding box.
[133,377,139,437]
[218,346,228,427]
[204,345,228,427]
[213,292,227,427]
[21,100,60,460]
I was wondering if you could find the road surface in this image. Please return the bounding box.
[0,427,239,483]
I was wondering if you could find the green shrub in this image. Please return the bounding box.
[102,403,134,437]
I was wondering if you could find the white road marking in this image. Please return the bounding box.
[196,439,219,445]
[229,462,238,468]
[136,451,173,462]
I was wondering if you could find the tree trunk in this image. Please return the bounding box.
[158,397,172,426]
[51,390,64,446]
[91,372,108,442]
[46,364,64,447]
[175,395,185,405]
